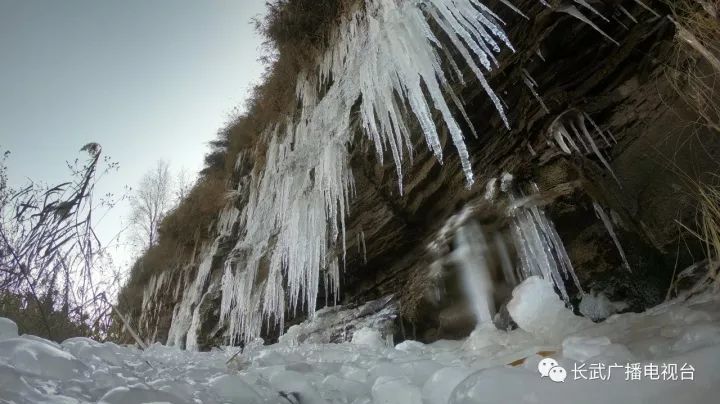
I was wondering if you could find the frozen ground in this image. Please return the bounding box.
[2,276,720,403]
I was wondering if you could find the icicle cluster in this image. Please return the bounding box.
[505,182,584,303]
[521,69,549,113]
[166,205,239,349]
[166,240,219,349]
[593,201,632,272]
[216,0,514,344]
[136,271,169,342]
[549,109,620,183]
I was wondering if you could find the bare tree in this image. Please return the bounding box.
[128,160,172,252]
[174,166,194,204]
[0,144,121,340]
[0,151,9,210]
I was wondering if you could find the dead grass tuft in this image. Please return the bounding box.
[665,0,720,133]
[697,179,720,283]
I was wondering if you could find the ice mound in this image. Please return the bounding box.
[0,337,88,379]
[207,374,264,402]
[507,276,592,341]
[372,375,423,404]
[562,336,633,362]
[20,333,62,348]
[279,296,397,346]
[352,327,387,348]
[422,366,475,404]
[579,291,625,321]
[63,337,134,367]
[98,386,192,404]
[0,317,18,340]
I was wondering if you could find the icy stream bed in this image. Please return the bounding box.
[2,277,720,403]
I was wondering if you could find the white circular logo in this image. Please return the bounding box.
[549,366,567,383]
[538,358,559,377]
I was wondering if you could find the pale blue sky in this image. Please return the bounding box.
[0,0,267,268]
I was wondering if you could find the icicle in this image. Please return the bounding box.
[610,209,625,229]
[234,150,247,172]
[577,113,621,184]
[573,0,609,22]
[498,0,529,19]
[454,222,496,325]
[360,230,367,264]
[618,5,638,24]
[186,283,217,351]
[535,48,546,62]
[583,112,614,147]
[504,179,584,303]
[606,128,618,144]
[593,202,632,272]
[510,202,584,302]
[558,5,619,46]
[567,120,592,154]
[550,116,579,155]
[549,111,620,185]
[553,130,574,154]
[494,233,519,287]
[484,177,498,201]
[166,240,219,349]
[500,172,514,192]
[613,16,630,31]
[330,257,340,304]
[632,0,661,18]
[522,69,550,113]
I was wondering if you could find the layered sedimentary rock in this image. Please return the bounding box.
[129,0,720,349]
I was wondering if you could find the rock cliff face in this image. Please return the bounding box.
[129,0,720,350]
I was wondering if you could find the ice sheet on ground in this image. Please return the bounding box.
[2,278,720,403]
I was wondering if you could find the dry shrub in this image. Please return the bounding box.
[671,174,720,291]
[222,111,267,175]
[697,179,720,283]
[260,0,361,64]
[159,171,227,248]
[665,0,720,133]
[1,291,95,342]
[661,0,720,288]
